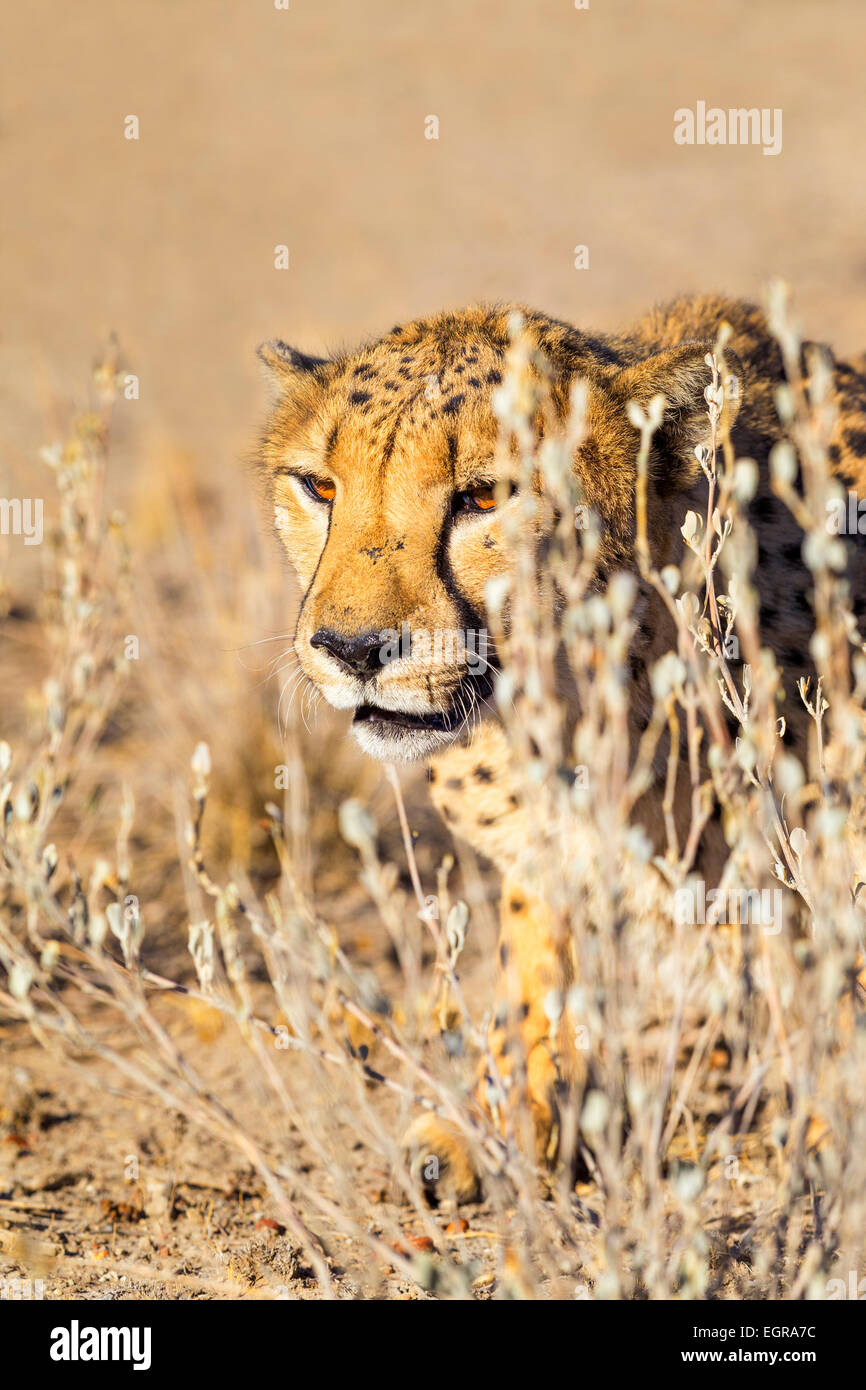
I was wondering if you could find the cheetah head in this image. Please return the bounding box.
[257,306,739,763]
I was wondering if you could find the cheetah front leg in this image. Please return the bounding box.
[485,876,584,1165]
[404,876,584,1202]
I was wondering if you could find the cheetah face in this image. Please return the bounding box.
[256,308,739,763]
[256,327,516,762]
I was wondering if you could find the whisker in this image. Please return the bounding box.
[233,631,297,653]
[266,646,297,679]
[300,682,320,737]
[278,668,308,735]
[250,648,298,694]
[231,631,299,676]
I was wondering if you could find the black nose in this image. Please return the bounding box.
[309,627,386,678]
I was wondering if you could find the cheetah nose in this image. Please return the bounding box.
[310,627,386,678]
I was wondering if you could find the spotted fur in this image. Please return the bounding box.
[256,295,866,1200]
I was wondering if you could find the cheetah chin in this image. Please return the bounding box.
[349,670,493,762]
[350,700,462,762]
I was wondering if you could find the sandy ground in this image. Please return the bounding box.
[2,1001,507,1301]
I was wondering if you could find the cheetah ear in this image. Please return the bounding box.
[613,342,742,496]
[257,340,330,390]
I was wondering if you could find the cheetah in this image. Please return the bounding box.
[256,295,866,1200]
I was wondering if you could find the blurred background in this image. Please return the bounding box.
[3,0,866,471]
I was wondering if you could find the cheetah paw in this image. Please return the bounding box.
[402,1112,482,1205]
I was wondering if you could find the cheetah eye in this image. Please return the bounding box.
[453,482,500,515]
[300,473,336,504]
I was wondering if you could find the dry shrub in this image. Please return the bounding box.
[1,285,864,1299]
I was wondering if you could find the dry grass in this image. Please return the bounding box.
[1,287,865,1300]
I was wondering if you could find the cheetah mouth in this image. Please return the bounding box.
[349,699,466,764]
[348,670,496,762]
[352,703,458,734]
